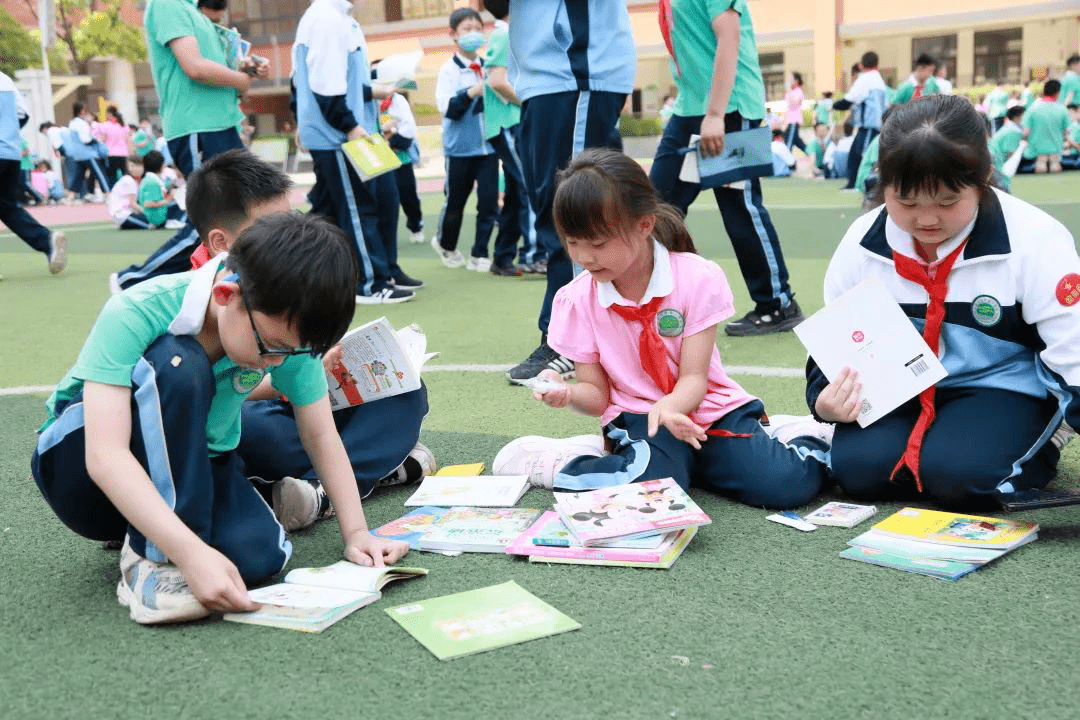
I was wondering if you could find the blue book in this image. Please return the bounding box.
[685,126,774,188]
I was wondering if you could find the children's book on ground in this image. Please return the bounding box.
[869,507,1038,550]
[839,545,978,581]
[370,506,459,555]
[804,502,877,528]
[342,135,402,181]
[223,561,428,633]
[793,277,948,427]
[327,317,436,410]
[384,580,581,660]
[416,507,543,553]
[434,463,486,476]
[553,477,711,546]
[404,474,530,507]
[506,512,697,569]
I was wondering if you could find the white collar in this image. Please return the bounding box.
[494,19,508,31]
[167,252,227,336]
[596,240,674,308]
[885,214,977,266]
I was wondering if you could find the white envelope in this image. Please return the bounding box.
[794,278,948,427]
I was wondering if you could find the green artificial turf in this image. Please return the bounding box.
[2,175,1080,719]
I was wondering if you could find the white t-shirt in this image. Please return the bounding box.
[108,174,138,223]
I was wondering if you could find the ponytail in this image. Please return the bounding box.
[653,203,696,253]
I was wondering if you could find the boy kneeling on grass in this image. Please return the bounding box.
[31,208,409,625]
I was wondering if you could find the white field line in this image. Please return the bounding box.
[0,364,803,397]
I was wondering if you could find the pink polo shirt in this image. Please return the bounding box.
[548,242,757,426]
[785,85,804,125]
[96,120,131,157]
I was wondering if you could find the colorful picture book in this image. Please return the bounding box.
[404,474,530,507]
[804,502,877,528]
[384,580,581,660]
[370,506,454,552]
[869,507,1038,550]
[416,507,544,553]
[341,135,402,181]
[839,546,980,581]
[223,561,428,633]
[553,477,711,546]
[326,318,436,410]
[505,512,697,569]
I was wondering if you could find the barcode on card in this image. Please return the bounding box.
[904,354,929,377]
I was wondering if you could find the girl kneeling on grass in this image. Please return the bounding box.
[809,94,1080,509]
[530,148,828,507]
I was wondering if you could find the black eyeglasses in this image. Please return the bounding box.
[237,288,315,357]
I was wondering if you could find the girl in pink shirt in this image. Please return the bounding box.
[784,72,807,154]
[96,106,132,186]
[532,149,826,508]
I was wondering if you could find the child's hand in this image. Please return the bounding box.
[345,532,409,568]
[648,400,707,449]
[530,369,571,408]
[177,543,258,613]
[815,367,862,423]
[321,344,344,375]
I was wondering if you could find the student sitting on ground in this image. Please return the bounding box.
[31,203,410,626]
[988,106,1028,190]
[31,160,65,204]
[808,94,1080,510]
[770,128,796,177]
[806,122,832,179]
[127,150,186,229]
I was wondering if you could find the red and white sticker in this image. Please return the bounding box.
[1056,273,1080,307]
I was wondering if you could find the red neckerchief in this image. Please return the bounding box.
[468,61,483,79]
[1040,95,1057,102]
[609,296,677,394]
[889,238,969,491]
[913,83,923,99]
[658,0,681,77]
[379,96,393,113]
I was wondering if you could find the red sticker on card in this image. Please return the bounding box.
[852,331,865,343]
[1056,273,1080,307]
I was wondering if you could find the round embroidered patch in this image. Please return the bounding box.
[1056,273,1080,307]
[970,295,1002,327]
[656,308,686,337]
[232,367,266,394]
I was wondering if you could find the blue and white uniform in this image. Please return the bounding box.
[837,68,887,189]
[0,72,52,256]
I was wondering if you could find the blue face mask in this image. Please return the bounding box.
[457,31,485,52]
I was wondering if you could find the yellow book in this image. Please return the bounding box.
[434,463,485,476]
[341,135,401,181]
[870,507,1038,550]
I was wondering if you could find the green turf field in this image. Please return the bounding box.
[2,175,1079,719]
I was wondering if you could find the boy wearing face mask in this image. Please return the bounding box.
[431,7,498,272]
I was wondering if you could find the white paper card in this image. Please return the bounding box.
[793,277,948,427]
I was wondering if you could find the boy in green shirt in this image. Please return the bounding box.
[989,106,1027,190]
[32,172,408,625]
[1022,79,1071,173]
[135,149,182,228]
[1059,54,1080,106]
[891,53,940,105]
[806,122,830,177]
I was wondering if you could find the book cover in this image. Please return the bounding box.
[223,562,428,633]
[416,507,544,553]
[341,135,402,181]
[384,580,581,660]
[524,512,668,549]
[326,318,436,410]
[505,512,679,562]
[839,546,978,581]
[370,506,450,549]
[404,475,530,507]
[847,530,1032,564]
[804,502,877,528]
[526,527,696,569]
[871,507,1039,549]
[553,478,711,546]
[434,463,486,476]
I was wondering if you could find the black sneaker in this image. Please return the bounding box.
[724,299,805,337]
[506,342,575,384]
[490,262,523,277]
[355,287,415,305]
[392,273,425,290]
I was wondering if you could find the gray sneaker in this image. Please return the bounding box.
[48,231,68,274]
[271,477,334,531]
[116,536,210,625]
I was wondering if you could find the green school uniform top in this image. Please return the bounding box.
[41,258,327,453]
[1022,99,1070,158]
[814,99,831,126]
[806,136,826,168]
[483,21,520,140]
[989,122,1023,170]
[669,0,766,121]
[132,129,154,157]
[138,172,168,227]
[19,137,33,170]
[1058,70,1080,106]
[890,77,940,105]
[1068,120,1080,147]
[144,0,243,140]
[986,87,1009,119]
[855,135,879,193]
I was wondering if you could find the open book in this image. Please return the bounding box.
[404,474,530,508]
[223,561,428,633]
[327,317,437,410]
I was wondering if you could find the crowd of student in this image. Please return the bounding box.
[1,0,1078,628]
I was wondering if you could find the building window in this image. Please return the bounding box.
[759,52,784,101]
[399,0,457,20]
[973,28,1022,84]
[232,0,309,43]
[912,34,956,76]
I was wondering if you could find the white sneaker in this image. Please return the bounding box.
[762,414,835,447]
[409,230,425,244]
[116,536,210,624]
[466,256,492,272]
[355,287,415,304]
[272,476,333,531]
[47,231,68,274]
[377,441,437,488]
[108,271,122,295]
[164,219,186,230]
[431,236,465,268]
[1051,423,1077,452]
[493,434,606,490]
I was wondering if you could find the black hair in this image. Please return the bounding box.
[813,121,828,129]
[1068,54,1080,67]
[198,0,227,8]
[860,51,879,69]
[553,148,696,254]
[772,128,785,139]
[1068,104,1079,111]
[72,101,85,116]
[1043,79,1061,97]
[35,159,51,169]
[1006,106,1025,122]
[851,63,861,78]
[822,90,833,98]
[842,118,854,135]
[39,121,53,132]
[914,53,937,69]
[107,105,123,125]
[224,213,357,356]
[449,7,482,30]
[142,150,165,174]
[792,72,803,86]
[184,149,293,242]
[877,94,993,199]
[127,153,144,167]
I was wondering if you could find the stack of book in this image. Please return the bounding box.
[840,507,1039,581]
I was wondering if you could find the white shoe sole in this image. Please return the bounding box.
[116,577,210,625]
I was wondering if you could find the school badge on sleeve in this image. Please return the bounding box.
[232,367,266,394]
[1055,273,1080,307]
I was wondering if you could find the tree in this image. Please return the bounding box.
[21,0,146,75]
[0,6,42,77]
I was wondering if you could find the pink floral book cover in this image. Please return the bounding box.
[553,478,711,545]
